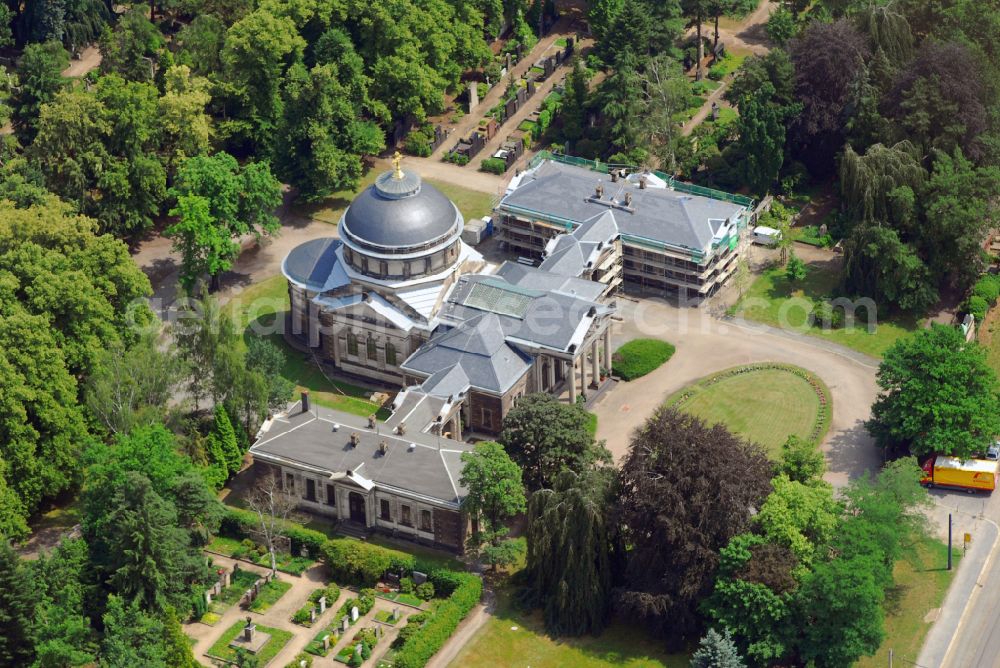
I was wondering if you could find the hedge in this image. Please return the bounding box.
[220,507,327,559]
[321,538,421,586]
[973,274,1000,306]
[612,338,676,381]
[480,157,507,174]
[392,572,483,668]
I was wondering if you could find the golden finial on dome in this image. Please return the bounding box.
[392,150,404,179]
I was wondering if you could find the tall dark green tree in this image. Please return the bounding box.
[11,40,67,143]
[524,470,613,636]
[736,85,785,194]
[499,393,608,490]
[209,403,242,476]
[0,540,36,667]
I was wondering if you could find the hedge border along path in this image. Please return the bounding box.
[665,363,832,453]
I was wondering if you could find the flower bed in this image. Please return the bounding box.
[374,609,400,625]
[293,584,342,626]
[210,569,260,609]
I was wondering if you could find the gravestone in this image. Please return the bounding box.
[711,102,719,121]
[351,606,359,622]
[244,623,255,643]
[469,81,479,113]
[323,635,331,652]
[412,571,427,585]
[214,582,222,596]
[300,661,307,668]
[355,643,363,657]
[229,618,270,654]
[319,596,327,613]
[205,591,212,606]
[300,545,309,558]
[376,625,382,639]
[342,617,350,633]
[819,223,828,237]
[392,607,399,621]
[310,608,316,623]
[223,570,231,587]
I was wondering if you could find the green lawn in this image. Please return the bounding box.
[666,364,830,457]
[294,170,495,227]
[248,578,293,613]
[855,535,961,668]
[979,306,1000,375]
[254,551,315,575]
[734,259,918,358]
[205,535,244,557]
[226,275,387,418]
[374,590,425,608]
[207,620,293,666]
[449,588,687,668]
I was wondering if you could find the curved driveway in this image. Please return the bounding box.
[593,298,883,487]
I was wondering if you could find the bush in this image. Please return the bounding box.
[358,588,377,615]
[404,128,433,157]
[973,275,1000,306]
[393,573,483,668]
[810,300,844,329]
[427,569,465,597]
[612,339,676,381]
[191,587,208,620]
[285,653,313,668]
[443,152,469,166]
[480,157,507,174]
[219,507,327,559]
[322,538,416,586]
[292,607,313,625]
[309,583,340,605]
[400,577,414,594]
[707,63,727,81]
[415,582,435,600]
[964,295,989,322]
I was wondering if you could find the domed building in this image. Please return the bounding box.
[282,156,485,384]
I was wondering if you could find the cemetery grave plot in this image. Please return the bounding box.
[206,535,316,575]
[207,619,293,666]
[247,578,293,613]
[292,584,341,627]
[334,627,381,665]
[304,593,380,657]
[201,567,259,622]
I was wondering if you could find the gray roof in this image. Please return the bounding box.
[494,262,606,301]
[500,161,745,252]
[342,169,461,249]
[282,237,349,291]
[401,312,532,395]
[438,274,611,352]
[250,401,471,508]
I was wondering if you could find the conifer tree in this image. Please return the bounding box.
[691,628,745,668]
[0,540,37,666]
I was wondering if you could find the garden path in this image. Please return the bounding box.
[184,553,423,668]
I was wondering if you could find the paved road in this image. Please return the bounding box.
[591,298,883,487]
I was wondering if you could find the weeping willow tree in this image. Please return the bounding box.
[855,0,913,63]
[839,140,926,225]
[524,469,613,637]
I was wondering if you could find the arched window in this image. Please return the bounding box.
[366,336,378,360]
[347,332,358,356]
[385,342,397,366]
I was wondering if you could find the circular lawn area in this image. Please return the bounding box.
[665,363,831,457]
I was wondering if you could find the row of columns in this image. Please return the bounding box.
[567,327,613,404]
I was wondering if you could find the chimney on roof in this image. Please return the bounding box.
[595,182,604,199]
[301,391,310,413]
[624,192,633,207]
[610,171,618,183]
[367,414,376,429]
[349,432,360,448]
[639,176,647,190]
[378,441,388,455]
[396,421,406,436]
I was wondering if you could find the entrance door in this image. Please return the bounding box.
[348,492,366,524]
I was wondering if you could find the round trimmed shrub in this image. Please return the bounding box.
[973,275,1000,306]
[964,295,988,322]
[612,339,676,381]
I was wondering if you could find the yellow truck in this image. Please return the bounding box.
[921,456,999,493]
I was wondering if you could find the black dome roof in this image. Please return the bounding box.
[342,169,459,249]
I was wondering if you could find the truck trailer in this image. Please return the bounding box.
[921,456,998,493]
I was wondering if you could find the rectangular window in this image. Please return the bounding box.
[326,484,336,507]
[400,505,412,527]
[347,332,358,356]
[420,509,432,532]
[380,499,391,521]
[385,342,397,366]
[305,478,316,502]
[367,337,378,361]
[285,473,295,494]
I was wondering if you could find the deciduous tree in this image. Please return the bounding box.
[867,325,1000,459]
[615,407,773,646]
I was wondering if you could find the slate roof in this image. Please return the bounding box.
[250,401,472,508]
[282,238,350,292]
[400,313,532,395]
[494,263,606,302]
[342,169,461,249]
[438,274,611,353]
[499,160,745,252]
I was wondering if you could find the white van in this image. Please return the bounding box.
[753,226,782,246]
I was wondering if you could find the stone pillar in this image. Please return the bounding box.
[568,359,577,404]
[468,80,479,113]
[578,355,587,400]
[603,327,611,375]
[546,356,556,391]
[591,340,600,388]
